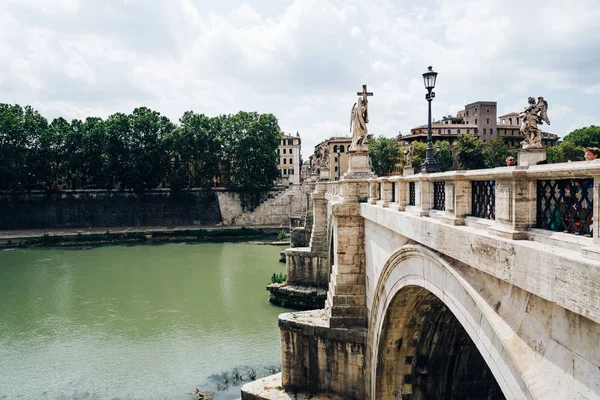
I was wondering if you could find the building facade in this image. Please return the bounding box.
[402,101,558,148]
[278,133,302,185]
[313,137,353,181]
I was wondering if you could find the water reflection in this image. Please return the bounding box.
[0,243,289,399]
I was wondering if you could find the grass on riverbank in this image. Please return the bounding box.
[13,227,281,248]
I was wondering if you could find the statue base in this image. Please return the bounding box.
[518,148,546,166]
[310,173,319,182]
[403,167,415,176]
[342,150,375,180]
[319,168,330,181]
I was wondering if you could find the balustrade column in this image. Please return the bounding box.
[368,179,379,205]
[442,175,471,224]
[489,172,535,239]
[379,178,392,208]
[390,177,407,211]
[414,178,432,216]
[582,175,600,260]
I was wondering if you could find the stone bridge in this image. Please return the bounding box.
[244,160,600,399]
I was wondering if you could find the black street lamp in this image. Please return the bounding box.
[421,66,440,173]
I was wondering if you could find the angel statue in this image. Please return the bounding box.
[349,85,373,151]
[519,96,550,149]
[403,144,414,168]
[318,145,330,169]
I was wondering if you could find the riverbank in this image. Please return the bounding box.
[0,225,289,248]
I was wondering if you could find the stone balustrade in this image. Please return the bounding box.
[367,161,600,260]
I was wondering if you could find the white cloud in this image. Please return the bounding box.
[1,0,599,157]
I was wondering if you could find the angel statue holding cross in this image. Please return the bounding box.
[519,96,550,149]
[350,84,373,151]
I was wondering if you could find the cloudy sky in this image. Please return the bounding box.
[1,0,599,158]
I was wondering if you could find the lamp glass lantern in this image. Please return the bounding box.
[422,66,438,91]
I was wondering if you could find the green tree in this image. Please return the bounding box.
[434,141,454,172]
[105,112,132,189]
[563,126,600,148]
[483,136,511,168]
[165,111,221,191]
[545,141,585,164]
[220,112,281,210]
[454,134,485,170]
[126,107,174,193]
[368,136,401,176]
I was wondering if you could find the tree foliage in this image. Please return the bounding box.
[546,141,585,164]
[368,136,401,176]
[454,134,485,170]
[0,103,281,199]
[563,125,600,149]
[483,136,512,168]
[434,141,454,172]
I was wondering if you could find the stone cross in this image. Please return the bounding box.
[357,84,373,103]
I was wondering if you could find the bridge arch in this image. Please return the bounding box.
[368,245,531,399]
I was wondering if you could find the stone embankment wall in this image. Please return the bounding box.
[0,189,222,229]
[216,184,309,226]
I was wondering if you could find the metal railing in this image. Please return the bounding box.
[471,180,495,220]
[537,178,593,236]
[433,181,445,211]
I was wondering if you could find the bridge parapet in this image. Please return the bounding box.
[370,161,600,254]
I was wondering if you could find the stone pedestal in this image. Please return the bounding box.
[343,150,375,180]
[319,168,329,181]
[403,167,415,176]
[310,173,319,182]
[518,148,546,166]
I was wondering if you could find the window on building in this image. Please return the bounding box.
[289,148,293,154]
[486,118,490,124]
[457,129,461,134]
[284,148,287,154]
[509,118,512,125]
[334,157,338,162]
[475,119,478,124]
[483,129,486,134]
[516,118,520,125]
[466,110,469,116]
[334,166,338,172]
[277,149,280,155]
[448,129,451,134]
[283,158,287,164]
[340,145,345,153]
[289,158,292,165]
[486,109,489,113]
[289,169,294,175]
[490,128,493,135]
[333,145,338,152]
[283,169,287,175]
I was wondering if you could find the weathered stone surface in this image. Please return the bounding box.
[266,283,326,310]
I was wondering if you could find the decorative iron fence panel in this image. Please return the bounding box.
[537,178,593,236]
[471,180,495,219]
[391,182,396,203]
[409,182,416,206]
[433,182,446,211]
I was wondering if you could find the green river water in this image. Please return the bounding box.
[0,242,290,399]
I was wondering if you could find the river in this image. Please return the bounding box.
[0,242,290,399]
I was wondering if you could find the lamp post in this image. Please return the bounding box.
[421,66,440,173]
